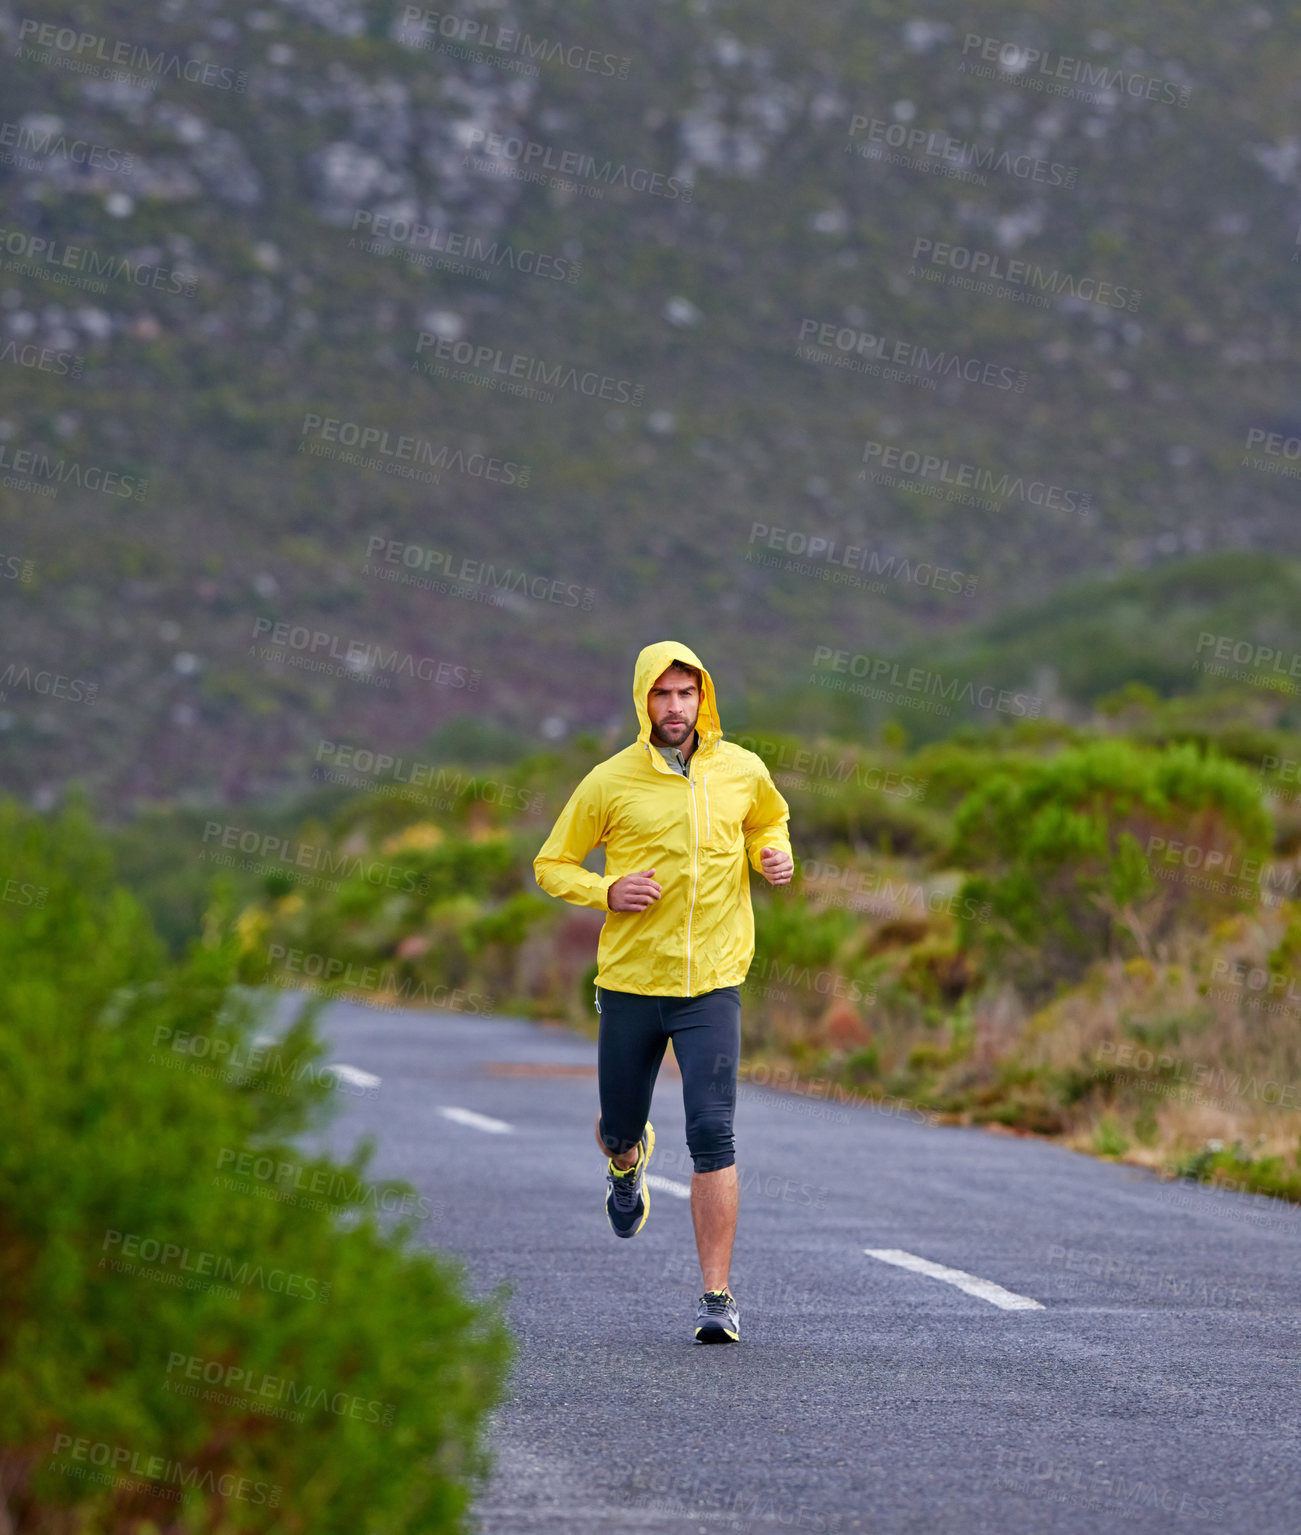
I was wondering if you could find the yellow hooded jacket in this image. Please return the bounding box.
[533,640,792,997]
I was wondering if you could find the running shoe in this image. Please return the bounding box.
[605,1121,655,1238]
[694,1287,740,1344]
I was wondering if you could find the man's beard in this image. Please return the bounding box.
[650,716,696,748]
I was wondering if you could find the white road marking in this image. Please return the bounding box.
[326,1063,382,1088]
[439,1105,514,1134]
[645,1174,692,1200]
[865,1248,1045,1311]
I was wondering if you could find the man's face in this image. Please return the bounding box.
[646,666,700,748]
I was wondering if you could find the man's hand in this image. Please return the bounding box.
[759,847,794,886]
[608,868,662,912]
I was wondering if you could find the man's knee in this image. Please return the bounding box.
[685,1107,735,1173]
[596,1114,642,1160]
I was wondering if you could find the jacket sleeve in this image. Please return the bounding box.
[743,762,792,873]
[533,771,618,911]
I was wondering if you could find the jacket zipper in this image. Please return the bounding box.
[645,740,707,994]
[685,769,699,994]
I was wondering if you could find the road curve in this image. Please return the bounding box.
[303,998,1301,1535]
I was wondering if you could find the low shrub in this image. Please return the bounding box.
[0,798,510,1534]
[952,740,1272,989]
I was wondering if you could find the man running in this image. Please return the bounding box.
[534,640,793,1343]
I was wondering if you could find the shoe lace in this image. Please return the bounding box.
[610,1163,640,1209]
[701,1289,732,1316]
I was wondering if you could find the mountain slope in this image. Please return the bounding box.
[0,0,1298,807]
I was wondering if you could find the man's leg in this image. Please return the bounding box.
[595,987,666,1160]
[595,988,666,1236]
[690,1165,738,1293]
[668,986,741,1293]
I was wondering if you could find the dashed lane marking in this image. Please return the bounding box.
[439,1105,514,1134]
[326,1063,382,1088]
[865,1248,1045,1310]
[645,1174,692,1200]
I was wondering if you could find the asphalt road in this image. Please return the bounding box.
[302,997,1301,1535]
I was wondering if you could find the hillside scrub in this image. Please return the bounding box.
[213,721,1301,1197]
[951,739,1273,990]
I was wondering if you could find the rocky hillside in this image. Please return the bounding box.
[0,0,1298,809]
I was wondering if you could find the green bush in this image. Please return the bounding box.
[1091,1116,1131,1158]
[749,891,882,1016]
[1173,1139,1301,1203]
[726,733,949,855]
[249,823,554,1012]
[951,741,1272,986]
[752,892,859,974]
[0,799,509,1534]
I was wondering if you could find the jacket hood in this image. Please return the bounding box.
[633,640,721,750]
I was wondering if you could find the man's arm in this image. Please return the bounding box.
[743,764,792,880]
[533,773,619,910]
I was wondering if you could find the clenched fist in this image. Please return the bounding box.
[608,868,662,912]
[760,847,793,886]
